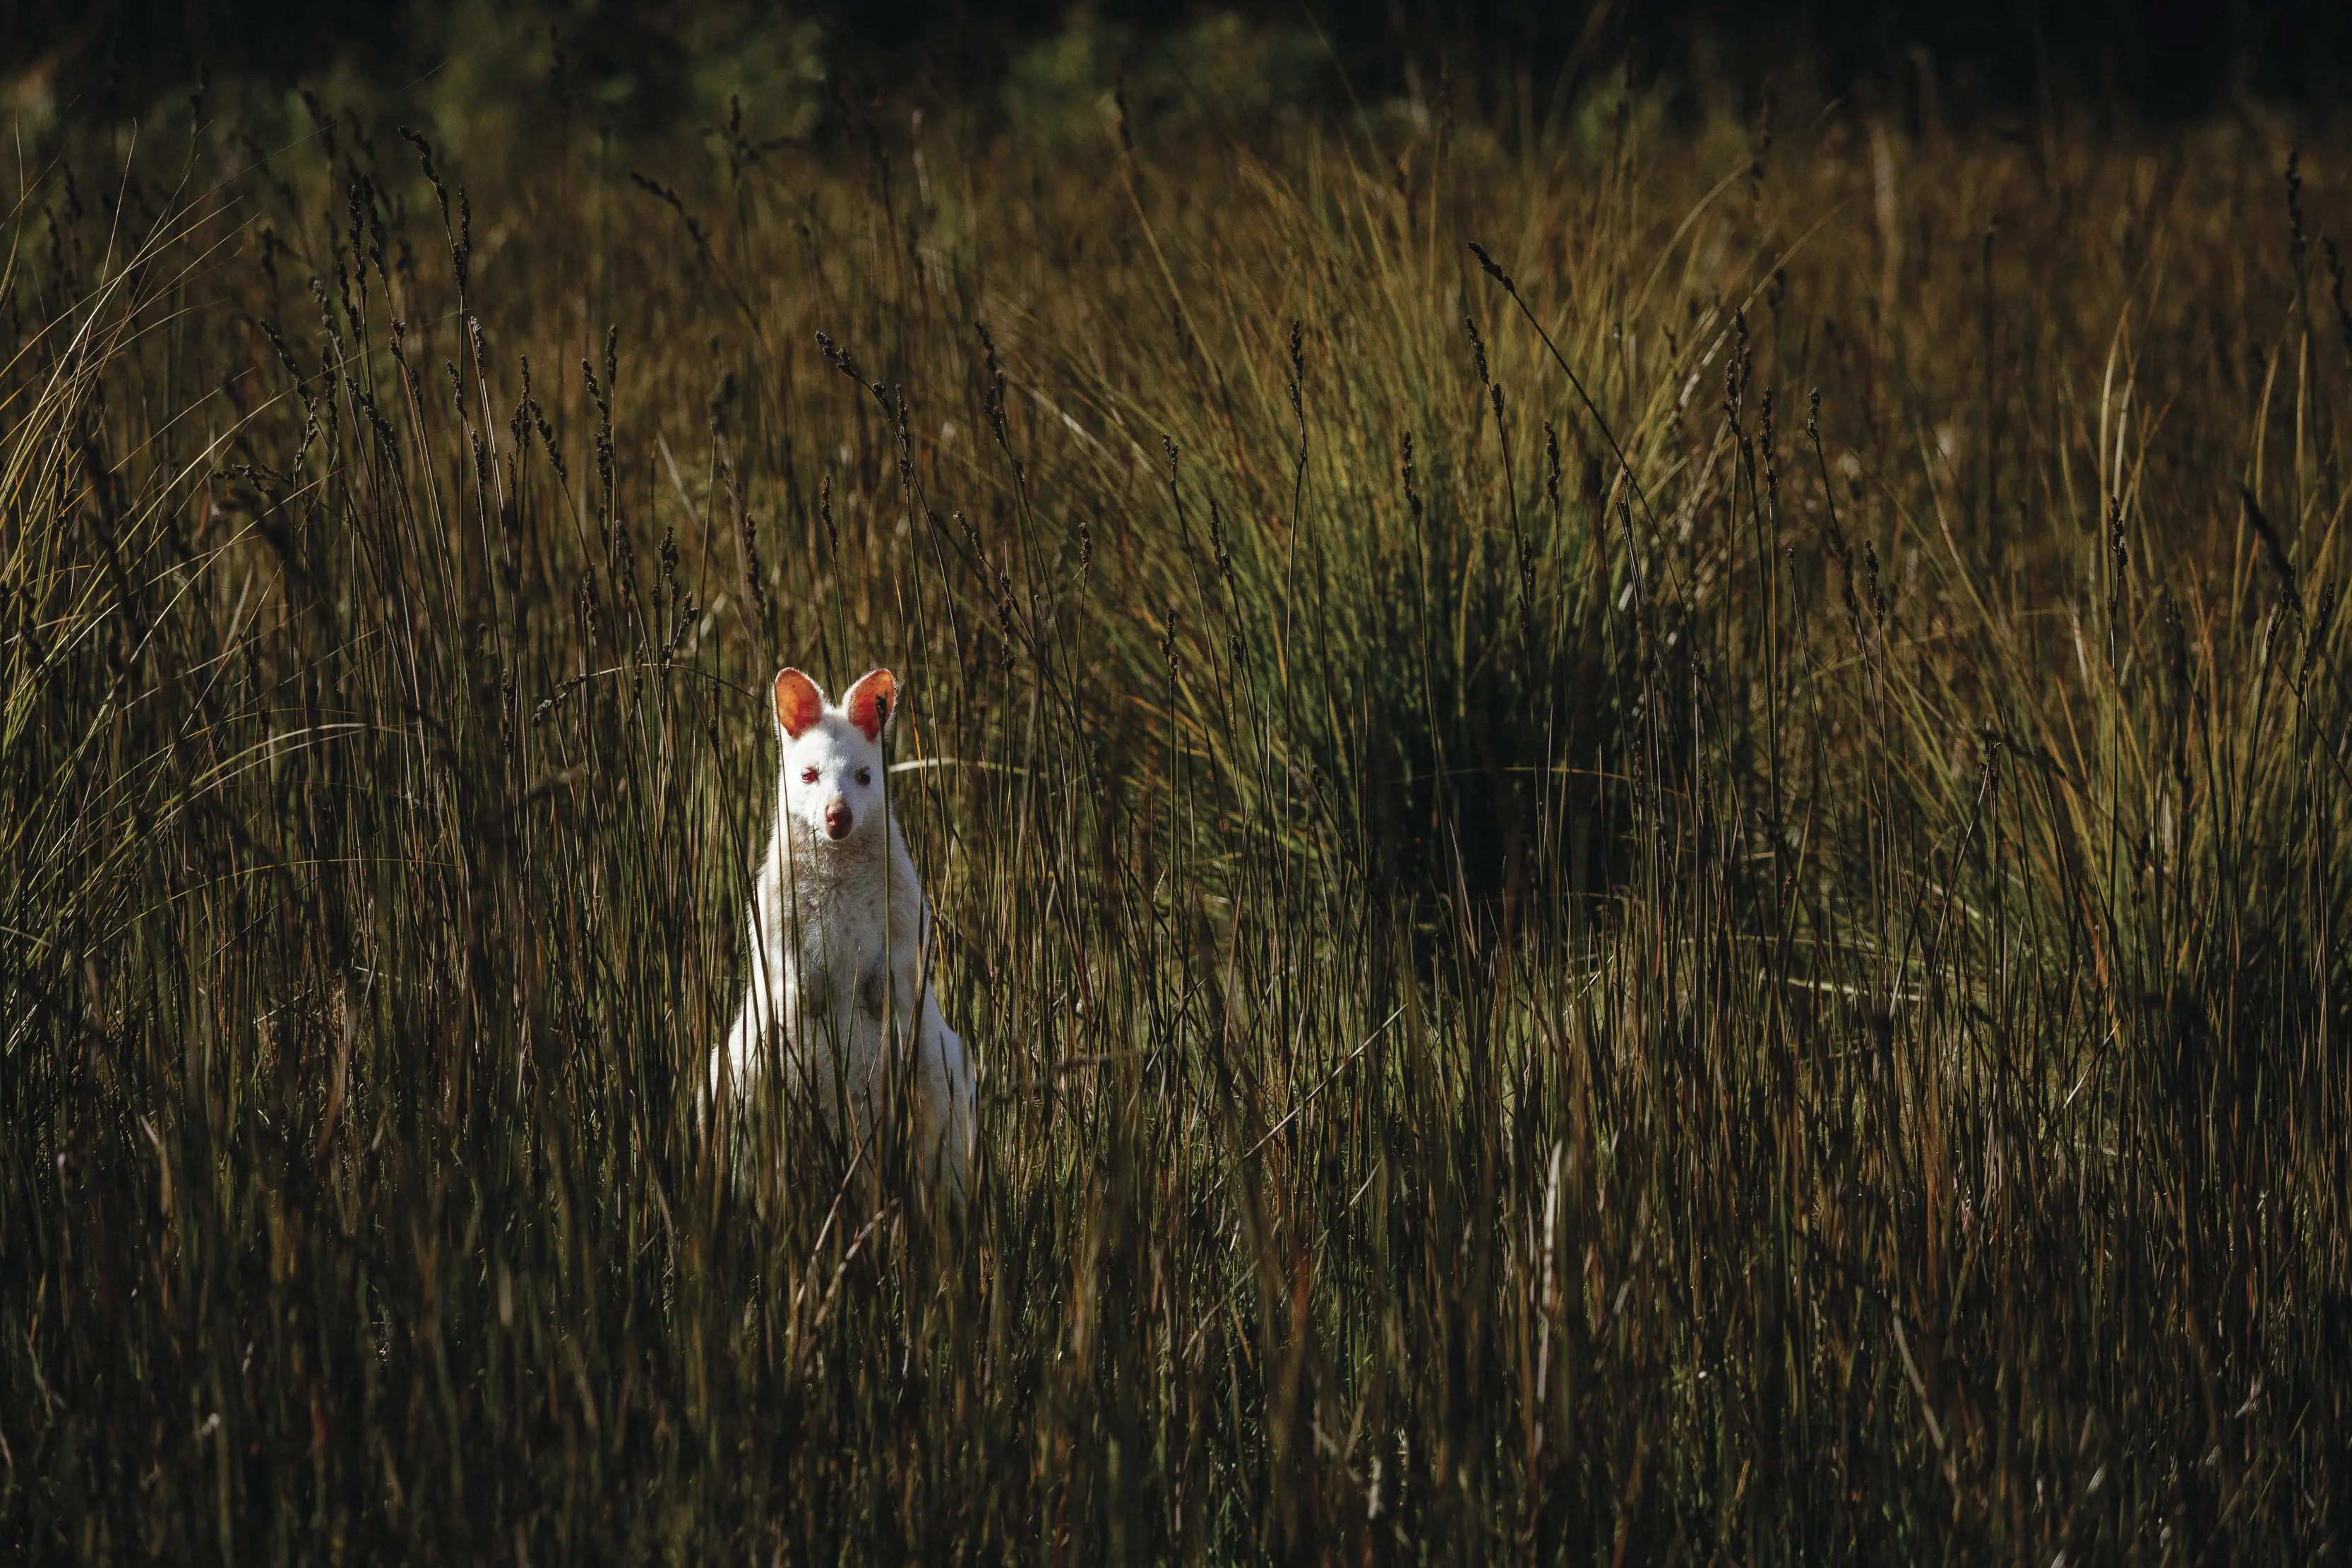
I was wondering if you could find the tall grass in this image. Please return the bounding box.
[4,81,2348,1562]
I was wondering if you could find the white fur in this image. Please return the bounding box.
[716,671,975,1207]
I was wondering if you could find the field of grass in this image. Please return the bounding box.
[4,60,2350,1562]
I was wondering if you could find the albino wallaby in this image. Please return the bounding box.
[715,666,974,1207]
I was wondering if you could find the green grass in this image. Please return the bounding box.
[4,77,2349,1562]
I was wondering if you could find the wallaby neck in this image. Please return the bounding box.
[770,814,902,897]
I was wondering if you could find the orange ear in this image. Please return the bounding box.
[774,668,825,738]
[843,669,897,742]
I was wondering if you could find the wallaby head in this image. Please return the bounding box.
[772,667,897,844]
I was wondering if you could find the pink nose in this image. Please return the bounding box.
[824,801,853,839]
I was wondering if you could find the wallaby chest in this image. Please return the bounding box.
[768,844,918,1036]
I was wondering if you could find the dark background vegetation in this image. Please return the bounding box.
[7,0,2352,132]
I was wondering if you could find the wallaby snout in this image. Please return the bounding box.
[824,799,854,839]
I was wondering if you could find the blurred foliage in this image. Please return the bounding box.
[423,1,828,151]
[8,0,2351,157]
[1000,11,1321,152]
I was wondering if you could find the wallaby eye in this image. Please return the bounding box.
[800,766,820,784]
[856,768,872,786]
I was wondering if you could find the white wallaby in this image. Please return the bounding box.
[715,666,975,1208]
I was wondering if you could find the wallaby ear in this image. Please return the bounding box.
[843,669,897,743]
[774,668,825,738]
